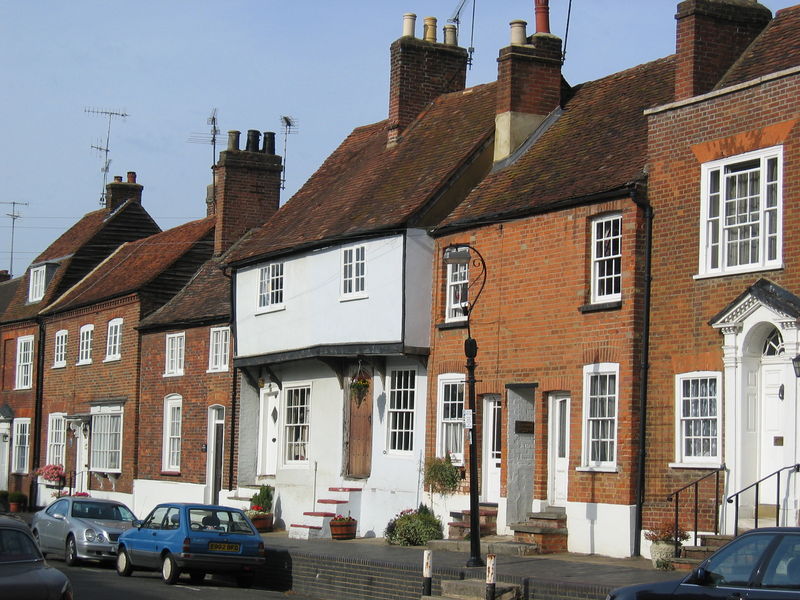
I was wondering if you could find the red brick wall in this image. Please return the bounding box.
[496,34,562,116]
[427,196,647,507]
[646,73,800,530]
[138,325,236,487]
[41,297,142,495]
[0,321,39,496]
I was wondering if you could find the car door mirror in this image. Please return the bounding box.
[690,566,710,585]
[53,513,65,520]
[132,519,143,529]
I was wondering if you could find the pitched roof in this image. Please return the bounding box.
[226,83,497,264]
[716,5,800,89]
[1,201,160,323]
[0,277,21,319]
[43,216,215,314]
[137,259,230,330]
[438,57,676,230]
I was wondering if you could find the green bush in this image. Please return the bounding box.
[385,504,443,546]
[0,490,7,510]
[250,485,274,512]
[424,455,460,496]
[8,491,27,505]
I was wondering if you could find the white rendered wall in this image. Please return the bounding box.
[403,229,434,349]
[132,479,207,519]
[566,501,636,557]
[251,358,427,537]
[237,234,424,359]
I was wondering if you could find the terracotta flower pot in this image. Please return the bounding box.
[250,513,274,532]
[330,520,357,540]
[9,502,21,513]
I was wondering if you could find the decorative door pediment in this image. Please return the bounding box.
[710,278,800,334]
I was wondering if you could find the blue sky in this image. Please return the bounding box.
[1,0,795,276]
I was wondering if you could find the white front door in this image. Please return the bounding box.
[759,363,787,502]
[548,393,570,507]
[257,386,280,477]
[74,425,89,493]
[482,395,501,503]
[206,406,225,504]
[0,422,9,490]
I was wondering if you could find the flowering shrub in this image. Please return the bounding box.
[644,520,690,543]
[331,514,356,524]
[35,464,65,482]
[385,505,442,546]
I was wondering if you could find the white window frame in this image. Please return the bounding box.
[164,332,185,377]
[28,266,46,302]
[104,318,123,362]
[207,327,230,372]
[162,395,182,472]
[257,262,285,312]
[445,257,469,323]
[14,335,34,390]
[283,384,311,465]
[12,418,30,474]
[579,363,619,471]
[341,244,367,300]
[698,146,783,277]
[436,374,465,465]
[672,372,722,467]
[387,369,416,454]
[77,324,93,365]
[90,405,122,473]
[53,329,68,368]
[46,413,67,467]
[591,213,622,303]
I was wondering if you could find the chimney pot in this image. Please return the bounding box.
[0,269,10,282]
[246,130,261,152]
[126,171,136,184]
[402,13,416,38]
[423,16,437,42]
[443,24,457,46]
[263,132,276,155]
[510,20,528,45]
[534,0,551,34]
[113,175,123,182]
[227,130,241,151]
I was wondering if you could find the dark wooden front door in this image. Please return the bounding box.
[346,381,372,478]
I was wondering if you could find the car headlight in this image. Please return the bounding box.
[96,532,107,543]
[84,528,96,542]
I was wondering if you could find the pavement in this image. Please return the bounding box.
[258,530,685,591]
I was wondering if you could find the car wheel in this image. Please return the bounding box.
[65,536,80,566]
[188,570,205,584]
[236,573,255,588]
[161,553,181,585]
[32,529,47,557]
[116,547,133,577]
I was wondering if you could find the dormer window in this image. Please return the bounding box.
[28,266,46,302]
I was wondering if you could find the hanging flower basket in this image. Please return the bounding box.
[349,375,370,406]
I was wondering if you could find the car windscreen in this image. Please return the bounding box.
[0,528,42,563]
[189,509,255,534]
[72,501,135,521]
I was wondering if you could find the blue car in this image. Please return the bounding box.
[116,503,265,587]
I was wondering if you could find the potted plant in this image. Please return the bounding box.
[423,454,461,513]
[329,514,357,540]
[247,485,274,532]
[645,520,689,568]
[8,491,27,513]
[35,463,66,488]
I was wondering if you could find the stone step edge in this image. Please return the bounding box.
[318,499,348,504]
[428,539,538,557]
[525,512,567,520]
[290,524,322,530]
[304,511,335,518]
[511,523,568,535]
[329,487,363,492]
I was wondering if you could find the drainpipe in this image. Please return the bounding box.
[223,265,236,493]
[30,317,46,508]
[631,183,653,557]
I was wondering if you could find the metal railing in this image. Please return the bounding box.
[666,466,725,556]
[727,463,800,536]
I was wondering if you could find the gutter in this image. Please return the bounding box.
[223,266,237,493]
[630,182,653,557]
[30,317,46,508]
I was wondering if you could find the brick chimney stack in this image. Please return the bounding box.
[105,171,143,211]
[387,13,469,147]
[210,129,282,256]
[675,0,771,101]
[494,2,563,162]
[0,270,10,282]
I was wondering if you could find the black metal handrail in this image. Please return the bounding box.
[727,463,800,536]
[666,465,725,557]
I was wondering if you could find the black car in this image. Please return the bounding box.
[608,528,800,599]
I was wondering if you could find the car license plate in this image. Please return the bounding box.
[208,542,240,552]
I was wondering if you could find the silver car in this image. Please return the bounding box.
[32,496,136,565]
[0,515,73,600]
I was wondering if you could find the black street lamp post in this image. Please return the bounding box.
[443,243,487,568]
